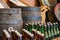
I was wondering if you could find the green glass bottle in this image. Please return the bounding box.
[53,23,58,38]
[28,23,32,32]
[25,23,29,30]
[37,23,40,31]
[34,22,38,30]
[50,23,55,39]
[55,22,60,37]
[38,23,42,32]
[41,23,45,34]
[48,22,52,38]
[38,22,45,34]
[44,24,49,40]
[31,22,34,29]
[47,23,51,40]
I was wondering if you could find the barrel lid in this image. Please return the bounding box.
[54,3,60,21]
[13,6,40,11]
[0,8,21,14]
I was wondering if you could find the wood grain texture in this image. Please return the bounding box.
[20,0,39,7]
[0,0,10,8]
[9,0,28,6]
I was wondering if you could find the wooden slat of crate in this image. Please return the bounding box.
[20,0,38,7]
[9,0,28,6]
[0,0,10,8]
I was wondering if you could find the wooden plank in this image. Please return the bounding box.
[20,0,39,7]
[0,0,10,8]
[9,0,28,6]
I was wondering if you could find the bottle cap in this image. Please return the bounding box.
[50,23,53,25]
[29,23,32,25]
[25,23,28,26]
[53,23,55,25]
[8,27,14,32]
[55,22,58,24]
[34,22,37,25]
[39,24,42,26]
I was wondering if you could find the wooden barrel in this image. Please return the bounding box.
[21,7,41,24]
[0,8,23,37]
[14,7,42,24]
[40,0,57,6]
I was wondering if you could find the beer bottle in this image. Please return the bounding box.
[32,29,36,35]
[37,21,42,31]
[25,23,29,30]
[49,22,56,40]
[50,23,55,39]
[44,24,49,40]
[38,23,42,32]
[8,27,19,40]
[53,23,58,38]
[40,34,45,40]
[3,30,11,40]
[48,22,52,37]
[10,29,16,40]
[47,23,51,40]
[41,23,45,34]
[37,23,40,31]
[32,29,41,40]
[34,22,38,30]
[55,22,60,37]
[36,31,45,40]
[14,30,22,40]
[28,23,32,32]
[32,29,45,40]
[31,22,34,29]
[22,29,34,40]
[10,30,22,40]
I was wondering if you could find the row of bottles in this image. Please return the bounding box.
[22,29,45,40]
[2,28,22,40]
[2,22,60,40]
[24,22,60,40]
[2,27,45,40]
